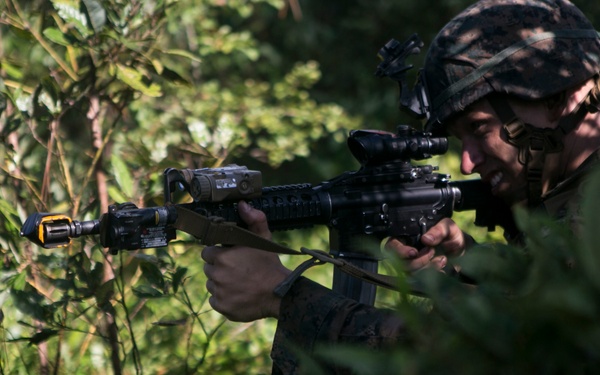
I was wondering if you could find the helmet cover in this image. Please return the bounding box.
[423,0,600,132]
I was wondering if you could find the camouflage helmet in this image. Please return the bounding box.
[423,0,600,132]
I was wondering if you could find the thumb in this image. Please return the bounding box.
[238,201,271,239]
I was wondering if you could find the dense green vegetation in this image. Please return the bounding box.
[1,0,600,374]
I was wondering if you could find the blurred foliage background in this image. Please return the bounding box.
[1,0,600,374]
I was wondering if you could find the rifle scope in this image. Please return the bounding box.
[347,125,447,165]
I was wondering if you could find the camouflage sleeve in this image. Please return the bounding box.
[270,277,406,374]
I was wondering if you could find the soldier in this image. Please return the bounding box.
[201,0,600,373]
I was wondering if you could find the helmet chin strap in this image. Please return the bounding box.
[488,95,589,207]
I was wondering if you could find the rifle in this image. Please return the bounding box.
[20,125,517,305]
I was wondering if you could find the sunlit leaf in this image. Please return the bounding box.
[108,185,128,204]
[162,49,202,63]
[1,60,24,80]
[40,77,61,105]
[0,199,21,231]
[43,27,71,46]
[0,291,9,317]
[51,0,91,36]
[110,152,134,198]
[115,64,163,97]
[7,272,27,291]
[82,0,107,33]
[151,58,164,75]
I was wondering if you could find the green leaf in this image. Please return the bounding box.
[0,290,10,308]
[43,27,71,46]
[141,261,165,289]
[110,152,134,198]
[1,59,24,79]
[151,58,164,75]
[160,66,191,85]
[10,289,50,322]
[28,328,59,345]
[132,285,164,299]
[132,253,161,264]
[0,93,5,119]
[152,317,188,327]
[87,262,104,290]
[51,278,75,291]
[37,253,66,269]
[82,0,107,34]
[172,266,188,293]
[580,165,600,291]
[0,198,21,231]
[51,0,91,36]
[9,328,59,346]
[107,186,128,205]
[115,64,162,97]
[33,78,62,115]
[94,279,115,305]
[69,252,91,279]
[457,243,528,287]
[8,271,27,291]
[162,49,202,63]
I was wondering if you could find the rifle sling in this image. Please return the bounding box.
[173,205,408,295]
[174,205,300,255]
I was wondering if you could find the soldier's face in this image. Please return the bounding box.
[446,98,546,204]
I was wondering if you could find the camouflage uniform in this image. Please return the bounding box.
[271,277,406,374]
[270,0,600,373]
[540,150,600,224]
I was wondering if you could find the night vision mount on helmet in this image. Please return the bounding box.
[375,33,430,121]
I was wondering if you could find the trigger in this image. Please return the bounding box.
[418,216,428,236]
[418,216,428,247]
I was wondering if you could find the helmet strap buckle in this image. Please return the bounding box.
[490,96,568,207]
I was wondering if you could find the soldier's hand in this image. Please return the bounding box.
[385,218,474,272]
[201,201,291,322]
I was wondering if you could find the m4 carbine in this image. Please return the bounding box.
[21,125,516,305]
